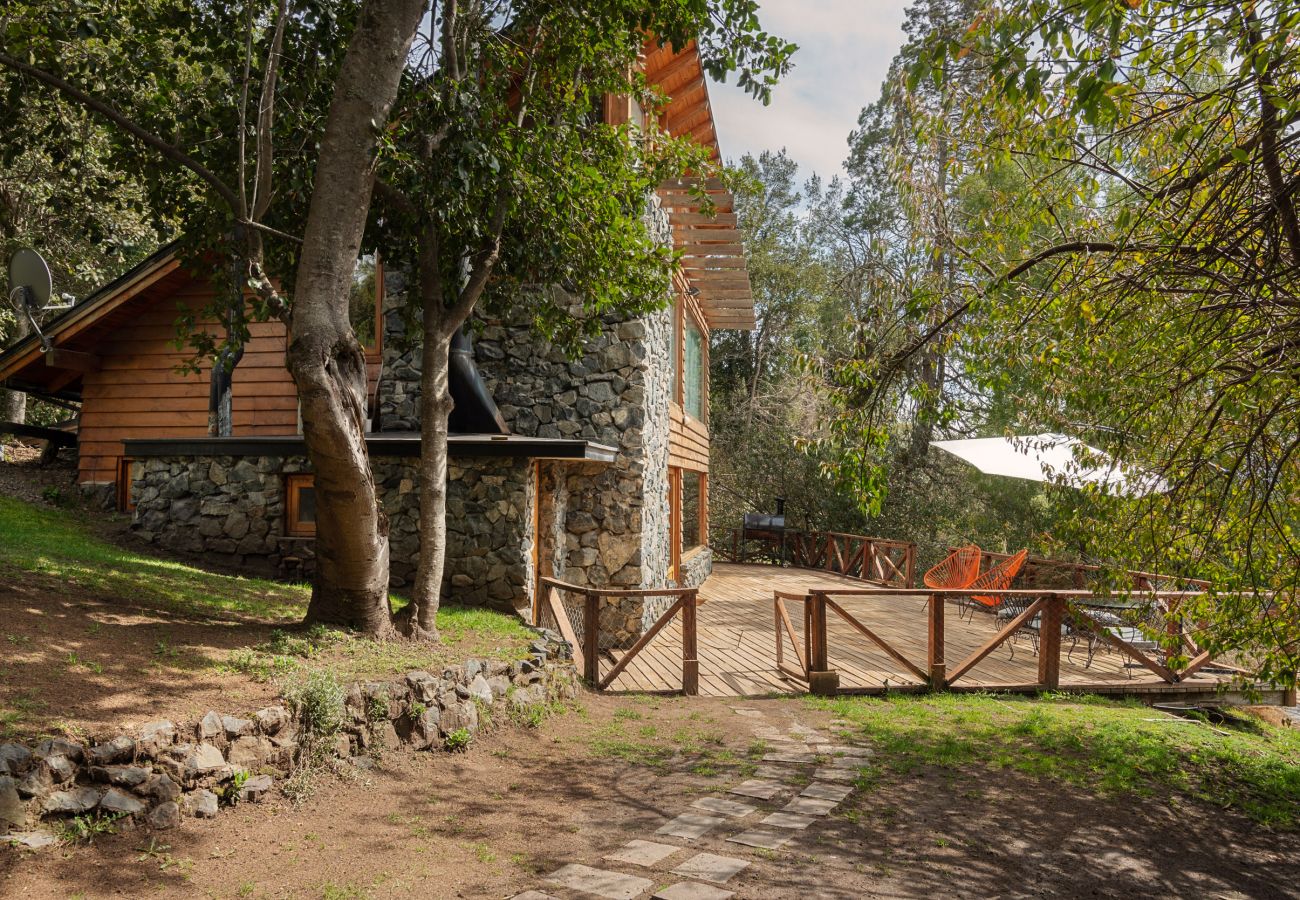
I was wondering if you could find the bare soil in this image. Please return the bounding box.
[0,442,78,506]
[0,574,285,742]
[3,694,1297,899]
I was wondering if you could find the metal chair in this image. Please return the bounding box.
[958,549,1029,622]
[923,544,983,591]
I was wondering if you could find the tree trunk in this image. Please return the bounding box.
[1,314,30,424]
[288,0,425,637]
[408,315,453,638]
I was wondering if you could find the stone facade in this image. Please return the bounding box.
[128,195,708,637]
[0,633,577,845]
[374,196,683,609]
[132,454,533,612]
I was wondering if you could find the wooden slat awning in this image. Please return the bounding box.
[644,42,755,331]
[658,176,755,331]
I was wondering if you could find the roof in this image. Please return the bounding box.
[0,242,185,401]
[643,42,755,331]
[123,433,618,463]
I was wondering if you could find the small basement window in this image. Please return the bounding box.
[116,458,140,512]
[285,473,317,537]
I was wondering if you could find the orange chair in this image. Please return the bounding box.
[968,548,1029,610]
[923,544,983,591]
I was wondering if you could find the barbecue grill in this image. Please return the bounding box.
[741,498,787,564]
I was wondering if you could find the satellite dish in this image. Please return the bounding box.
[8,248,53,313]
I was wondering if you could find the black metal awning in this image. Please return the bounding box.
[122,432,617,463]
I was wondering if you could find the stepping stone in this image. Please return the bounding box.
[691,796,756,818]
[751,726,795,741]
[671,852,750,884]
[789,725,828,740]
[653,883,734,900]
[512,893,559,900]
[813,744,872,757]
[828,755,866,769]
[752,765,791,780]
[656,812,727,841]
[727,829,794,850]
[782,796,838,816]
[545,864,652,900]
[603,839,682,867]
[731,707,764,719]
[812,767,856,782]
[801,782,853,802]
[761,750,816,764]
[728,779,785,801]
[761,811,816,829]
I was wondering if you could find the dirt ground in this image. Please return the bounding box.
[0,573,286,742]
[2,693,1297,899]
[0,443,78,505]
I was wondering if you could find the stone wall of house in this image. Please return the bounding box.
[678,547,713,592]
[131,454,533,612]
[0,633,577,846]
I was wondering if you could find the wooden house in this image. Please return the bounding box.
[0,42,752,635]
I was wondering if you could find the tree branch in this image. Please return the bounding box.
[0,51,242,213]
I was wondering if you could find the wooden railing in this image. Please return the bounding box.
[775,586,1252,694]
[962,548,1213,592]
[720,529,916,588]
[537,577,700,695]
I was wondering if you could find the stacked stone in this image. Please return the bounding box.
[0,632,577,844]
[132,455,301,557]
[131,454,534,611]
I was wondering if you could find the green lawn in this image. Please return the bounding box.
[810,692,1300,828]
[0,494,308,621]
[0,494,536,680]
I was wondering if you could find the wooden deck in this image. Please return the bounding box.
[606,562,1238,698]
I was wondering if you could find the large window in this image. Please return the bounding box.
[683,319,704,420]
[348,254,383,353]
[681,469,703,554]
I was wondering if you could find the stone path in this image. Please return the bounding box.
[513,706,872,899]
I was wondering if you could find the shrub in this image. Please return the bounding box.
[445,728,473,752]
[283,669,346,741]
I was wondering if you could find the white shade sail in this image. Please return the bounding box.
[931,433,1166,497]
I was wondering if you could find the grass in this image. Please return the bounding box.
[810,692,1300,828]
[0,494,307,621]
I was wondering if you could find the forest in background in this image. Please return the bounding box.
[709,0,1299,681]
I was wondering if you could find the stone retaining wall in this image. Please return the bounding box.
[0,631,577,847]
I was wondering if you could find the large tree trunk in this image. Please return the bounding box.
[288,0,424,637]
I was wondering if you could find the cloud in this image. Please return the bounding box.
[708,0,910,181]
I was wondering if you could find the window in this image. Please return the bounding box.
[348,254,383,354]
[116,458,140,512]
[285,474,317,537]
[683,319,704,420]
[680,469,705,555]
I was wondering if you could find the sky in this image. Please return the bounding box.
[709,0,911,183]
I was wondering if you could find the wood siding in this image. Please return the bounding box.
[78,284,299,485]
[668,286,709,473]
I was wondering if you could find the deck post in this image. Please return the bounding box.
[927,593,946,690]
[583,591,600,686]
[1037,594,1063,690]
[807,590,839,695]
[681,590,699,696]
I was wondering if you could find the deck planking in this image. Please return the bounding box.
[604,562,1233,698]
